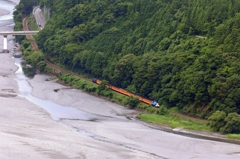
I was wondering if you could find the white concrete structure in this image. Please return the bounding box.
[3,35,7,53]
[0,31,39,53]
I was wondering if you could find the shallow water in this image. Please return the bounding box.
[2,1,240,159]
[0,0,100,137]
[0,0,15,21]
[14,58,101,121]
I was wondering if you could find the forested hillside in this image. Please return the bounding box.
[16,0,240,119]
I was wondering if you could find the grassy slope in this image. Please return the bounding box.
[137,113,210,131]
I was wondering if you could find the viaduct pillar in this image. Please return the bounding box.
[3,35,9,53]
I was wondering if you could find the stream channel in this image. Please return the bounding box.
[0,0,98,137]
[2,1,240,159]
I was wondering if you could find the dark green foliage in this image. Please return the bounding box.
[18,0,40,15]
[156,107,169,115]
[95,80,113,98]
[221,113,240,133]
[36,61,46,72]
[97,89,113,98]
[58,73,99,93]
[125,96,140,109]
[14,0,240,125]
[13,13,24,43]
[20,40,46,73]
[13,0,41,43]
[24,51,44,67]
[208,110,227,132]
[208,111,240,133]
[112,54,137,88]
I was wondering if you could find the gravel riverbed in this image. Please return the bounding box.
[0,1,240,159]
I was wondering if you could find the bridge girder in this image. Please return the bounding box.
[0,31,39,53]
[0,31,39,36]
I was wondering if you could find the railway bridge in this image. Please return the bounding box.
[0,31,39,53]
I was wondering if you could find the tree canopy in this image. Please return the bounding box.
[14,0,240,122]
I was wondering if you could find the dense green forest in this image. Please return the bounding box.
[14,0,240,132]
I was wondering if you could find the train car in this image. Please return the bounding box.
[92,78,159,108]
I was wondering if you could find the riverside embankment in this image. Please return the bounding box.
[0,0,240,159]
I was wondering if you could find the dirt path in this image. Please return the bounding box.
[23,16,39,51]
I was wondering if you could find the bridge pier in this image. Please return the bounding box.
[0,31,39,53]
[3,35,9,53]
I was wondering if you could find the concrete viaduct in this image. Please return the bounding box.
[0,31,39,53]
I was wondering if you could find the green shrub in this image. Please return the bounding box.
[146,107,157,113]
[220,112,240,133]
[156,107,169,115]
[113,94,126,102]
[101,89,113,98]
[125,96,140,109]
[137,103,149,109]
[44,66,51,73]
[208,110,226,132]
[36,61,46,73]
[208,111,240,133]
[85,85,97,92]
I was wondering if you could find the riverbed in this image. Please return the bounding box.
[0,0,240,159]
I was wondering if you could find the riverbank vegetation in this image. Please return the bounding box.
[58,73,147,110]
[55,72,212,132]
[13,0,240,135]
[226,134,240,140]
[137,114,210,131]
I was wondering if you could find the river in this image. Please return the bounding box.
[1,0,240,159]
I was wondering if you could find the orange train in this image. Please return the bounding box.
[92,78,159,108]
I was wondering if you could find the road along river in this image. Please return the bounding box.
[0,0,240,158]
